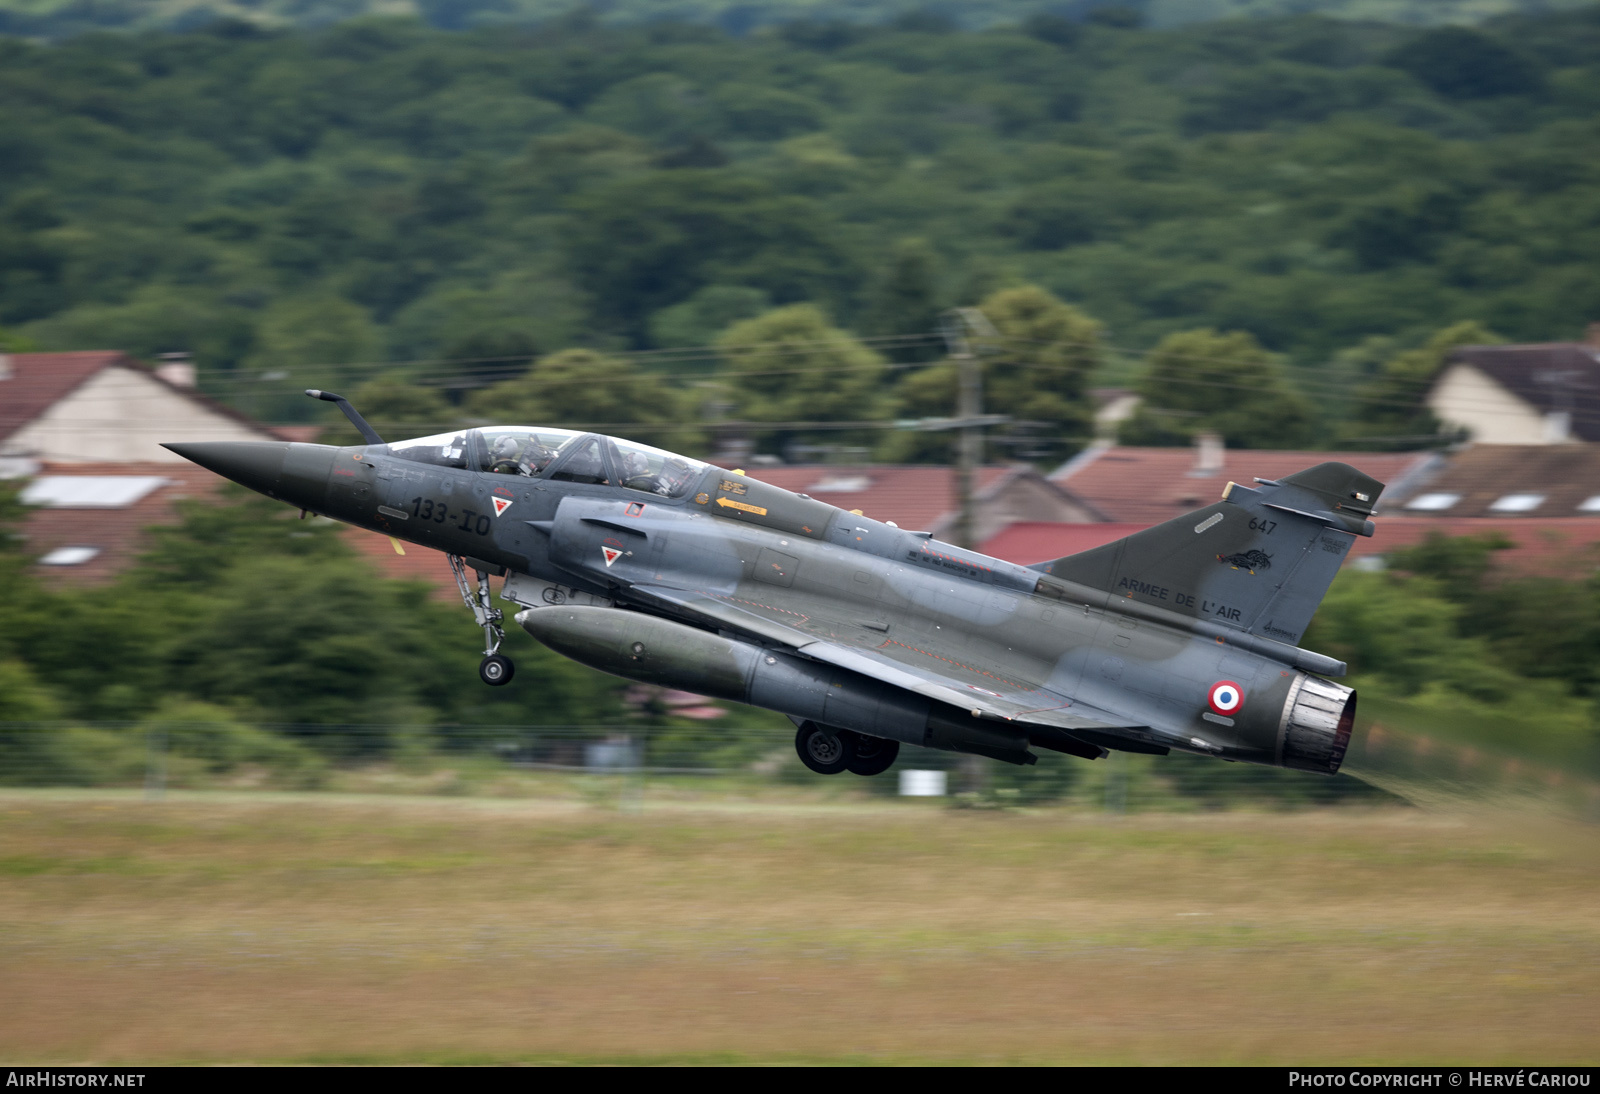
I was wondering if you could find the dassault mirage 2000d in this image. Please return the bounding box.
[165,389,1378,779]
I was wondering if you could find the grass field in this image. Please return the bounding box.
[1,788,1597,1065]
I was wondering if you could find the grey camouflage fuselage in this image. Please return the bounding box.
[165,431,1378,774]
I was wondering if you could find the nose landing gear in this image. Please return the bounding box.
[449,554,513,687]
[479,653,514,686]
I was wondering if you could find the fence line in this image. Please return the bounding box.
[0,719,1444,811]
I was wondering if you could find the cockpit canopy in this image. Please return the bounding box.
[381,428,708,500]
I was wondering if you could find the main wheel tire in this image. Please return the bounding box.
[479,654,515,686]
[846,735,900,776]
[795,722,853,775]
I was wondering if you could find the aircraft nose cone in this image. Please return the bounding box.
[163,441,290,495]
[164,441,338,511]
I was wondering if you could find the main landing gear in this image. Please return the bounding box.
[794,722,900,777]
[450,554,513,686]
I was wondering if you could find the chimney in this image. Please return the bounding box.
[155,351,196,389]
[1193,431,1224,475]
[0,355,12,381]
[1585,322,1600,351]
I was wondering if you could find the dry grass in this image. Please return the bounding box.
[1,789,1597,1064]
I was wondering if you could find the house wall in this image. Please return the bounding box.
[1428,364,1552,445]
[9,366,276,462]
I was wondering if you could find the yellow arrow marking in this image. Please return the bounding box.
[389,537,407,556]
[716,496,768,516]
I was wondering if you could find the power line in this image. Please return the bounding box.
[40,328,1600,438]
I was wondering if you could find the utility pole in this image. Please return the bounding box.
[939,308,1001,549]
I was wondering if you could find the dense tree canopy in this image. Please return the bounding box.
[716,304,893,454]
[3,8,1600,453]
[1120,328,1313,448]
[0,486,627,743]
[892,286,1101,462]
[0,0,1581,39]
[465,347,702,450]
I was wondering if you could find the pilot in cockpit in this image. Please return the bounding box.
[619,449,656,493]
[655,457,695,497]
[488,435,525,475]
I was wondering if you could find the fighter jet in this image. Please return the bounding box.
[165,390,1379,778]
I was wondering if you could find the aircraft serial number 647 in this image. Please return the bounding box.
[166,390,1376,778]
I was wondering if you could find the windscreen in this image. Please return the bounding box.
[385,431,471,469]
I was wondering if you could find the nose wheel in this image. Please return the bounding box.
[479,654,515,686]
[450,554,513,686]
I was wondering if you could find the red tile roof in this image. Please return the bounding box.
[18,459,469,593]
[343,527,463,598]
[1350,516,1600,576]
[20,460,229,583]
[1387,444,1600,518]
[0,352,131,443]
[979,522,1152,566]
[731,464,1022,532]
[0,350,308,447]
[1053,446,1436,525]
[979,515,1600,578]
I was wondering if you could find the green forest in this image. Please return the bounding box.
[4,7,1600,453]
[1,0,1593,39]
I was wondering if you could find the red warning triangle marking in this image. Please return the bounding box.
[601,546,622,567]
[491,496,513,517]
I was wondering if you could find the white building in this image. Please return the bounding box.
[0,351,280,469]
[1426,329,1600,445]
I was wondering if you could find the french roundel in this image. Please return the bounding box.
[1208,680,1244,716]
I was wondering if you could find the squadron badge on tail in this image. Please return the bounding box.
[1218,549,1272,574]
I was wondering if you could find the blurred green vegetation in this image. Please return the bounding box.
[0,478,638,784]
[0,0,1592,40]
[1307,532,1600,776]
[4,9,1600,452]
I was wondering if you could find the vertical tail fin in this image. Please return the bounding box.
[1033,462,1384,646]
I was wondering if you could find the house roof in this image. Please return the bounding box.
[728,464,1095,533]
[976,515,1600,578]
[0,350,298,448]
[14,457,465,592]
[1442,343,1600,442]
[1387,444,1600,519]
[344,527,463,598]
[1052,445,1436,525]
[0,352,130,443]
[979,522,1151,566]
[1351,516,1600,576]
[19,460,229,584]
